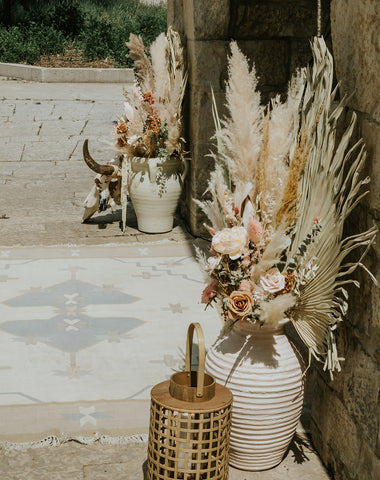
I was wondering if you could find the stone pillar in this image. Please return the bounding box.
[168,0,330,236]
[310,2,380,480]
[168,0,230,236]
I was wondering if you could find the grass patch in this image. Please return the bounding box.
[0,0,167,67]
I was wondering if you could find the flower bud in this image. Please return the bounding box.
[247,218,263,245]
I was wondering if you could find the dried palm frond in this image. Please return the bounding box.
[289,37,378,377]
[166,26,185,76]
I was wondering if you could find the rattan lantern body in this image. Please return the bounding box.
[147,323,233,480]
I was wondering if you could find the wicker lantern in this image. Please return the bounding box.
[147,323,233,480]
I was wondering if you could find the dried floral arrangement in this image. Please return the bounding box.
[196,37,377,377]
[114,27,187,161]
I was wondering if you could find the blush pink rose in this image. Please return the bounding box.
[260,268,286,294]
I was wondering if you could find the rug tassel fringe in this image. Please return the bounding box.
[0,432,148,452]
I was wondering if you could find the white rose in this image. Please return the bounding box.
[260,268,286,294]
[212,227,248,260]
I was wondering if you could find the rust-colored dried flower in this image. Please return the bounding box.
[117,137,128,148]
[116,122,128,134]
[145,114,161,136]
[142,91,154,104]
[282,273,295,294]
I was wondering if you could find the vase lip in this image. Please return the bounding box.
[233,317,290,334]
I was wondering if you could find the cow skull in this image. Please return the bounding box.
[82,139,123,222]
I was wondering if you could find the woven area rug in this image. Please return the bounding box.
[0,241,221,443]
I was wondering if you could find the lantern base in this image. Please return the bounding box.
[147,380,232,480]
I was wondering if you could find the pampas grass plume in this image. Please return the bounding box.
[126,34,154,92]
[222,42,263,191]
[150,33,169,103]
[260,293,296,327]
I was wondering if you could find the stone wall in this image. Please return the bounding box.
[168,0,330,236]
[169,1,380,479]
[310,1,380,479]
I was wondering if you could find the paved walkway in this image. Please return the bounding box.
[0,77,331,479]
[0,77,191,246]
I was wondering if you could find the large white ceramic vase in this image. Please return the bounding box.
[205,318,305,471]
[128,156,187,234]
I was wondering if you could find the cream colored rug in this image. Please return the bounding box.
[0,241,221,443]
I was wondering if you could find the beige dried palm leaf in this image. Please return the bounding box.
[288,37,378,377]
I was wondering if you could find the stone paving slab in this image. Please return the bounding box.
[0,436,331,479]
[0,78,156,246]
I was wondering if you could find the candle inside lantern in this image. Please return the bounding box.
[176,412,195,472]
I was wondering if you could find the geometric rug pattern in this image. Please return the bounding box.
[0,242,222,442]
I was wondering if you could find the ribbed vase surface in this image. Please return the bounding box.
[128,157,185,233]
[205,320,305,471]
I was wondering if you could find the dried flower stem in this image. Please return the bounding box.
[258,107,270,212]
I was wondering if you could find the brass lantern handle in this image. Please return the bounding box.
[185,323,205,398]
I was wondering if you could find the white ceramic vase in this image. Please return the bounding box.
[127,156,187,234]
[205,318,305,471]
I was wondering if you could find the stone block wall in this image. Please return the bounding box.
[168,0,330,236]
[310,1,380,480]
[169,1,379,479]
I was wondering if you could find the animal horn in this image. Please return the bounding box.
[83,139,115,175]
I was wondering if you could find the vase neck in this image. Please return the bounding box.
[232,318,288,337]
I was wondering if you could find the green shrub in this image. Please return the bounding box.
[77,12,138,66]
[77,2,167,67]
[135,6,167,45]
[31,23,67,55]
[42,1,85,39]
[0,23,67,64]
[77,16,114,62]
[0,0,167,66]
[0,26,40,64]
